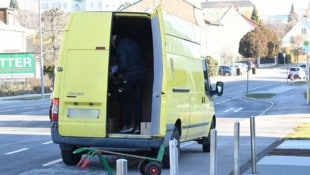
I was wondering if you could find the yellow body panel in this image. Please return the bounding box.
[55,12,112,137]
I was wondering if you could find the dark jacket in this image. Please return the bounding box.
[114,37,143,76]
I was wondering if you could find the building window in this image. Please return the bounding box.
[41,2,49,10]
[51,2,61,9]
[63,2,67,10]
[302,28,307,35]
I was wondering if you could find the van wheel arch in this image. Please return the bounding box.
[162,121,181,168]
[201,116,216,152]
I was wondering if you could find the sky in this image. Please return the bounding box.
[249,0,310,17]
[0,0,309,17]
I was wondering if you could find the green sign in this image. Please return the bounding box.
[0,53,35,78]
[304,40,309,46]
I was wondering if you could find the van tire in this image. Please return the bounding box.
[61,148,82,165]
[202,118,216,152]
[162,127,180,169]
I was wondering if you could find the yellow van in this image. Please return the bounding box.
[51,8,223,168]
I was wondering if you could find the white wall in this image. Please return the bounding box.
[217,7,255,63]
[85,0,131,11]
[282,18,310,47]
[0,28,26,52]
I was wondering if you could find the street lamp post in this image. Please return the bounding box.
[283,53,288,84]
[39,0,44,98]
[303,40,310,104]
[307,51,310,104]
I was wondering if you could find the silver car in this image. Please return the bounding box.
[288,67,306,80]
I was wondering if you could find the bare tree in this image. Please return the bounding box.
[286,3,298,33]
[41,8,69,67]
[290,34,306,64]
[16,10,38,29]
[304,2,310,19]
[220,49,234,65]
[264,18,287,39]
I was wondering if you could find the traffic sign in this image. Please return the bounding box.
[0,53,35,78]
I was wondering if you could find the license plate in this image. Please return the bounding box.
[67,108,99,119]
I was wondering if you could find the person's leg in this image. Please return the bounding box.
[118,77,133,132]
[119,92,130,126]
[133,74,146,133]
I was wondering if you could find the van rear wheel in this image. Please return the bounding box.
[61,149,82,165]
[60,145,82,165]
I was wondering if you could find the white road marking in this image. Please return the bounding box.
[0,109,15,112]
[42,158,62,167]
[234,107,243,112]
[21,111,35,114]
[0,115,48,121]
[0,127,50,135]
[42,141,53,145]
[23,107,36,110]
[224,107,235,113]
[180,141,195,148]
[215,97,235,105]
[5,148,29,155]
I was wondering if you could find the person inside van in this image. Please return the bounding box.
[111,34,146,134]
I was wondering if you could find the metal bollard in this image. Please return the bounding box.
[116,159,127,175]
[210,129,217,175]
[234,122,240,175]
[250,116,257,174]
[169,139,179,175]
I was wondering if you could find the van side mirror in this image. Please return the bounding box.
[214,81,224,96]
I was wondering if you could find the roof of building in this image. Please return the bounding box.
[202,0,255,25]
[124,0,197,24]
[201,0,254,9]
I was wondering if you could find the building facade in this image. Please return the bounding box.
[282,17,310,48]
[0,8,27,53]
[40,0,83,11]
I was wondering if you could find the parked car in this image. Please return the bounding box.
[230,63,247,75]
[300,64,306,70]
[218,65,234,76]
[287,67,306,80]
[238,60,255,70]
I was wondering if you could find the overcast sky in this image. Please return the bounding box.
[249,0,310,17]
[0,0,309,17]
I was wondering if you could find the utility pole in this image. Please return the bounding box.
[39,0,44,98]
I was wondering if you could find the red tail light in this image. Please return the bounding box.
[52,98,59,122]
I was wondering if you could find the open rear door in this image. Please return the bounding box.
[57,12,113,138]
[150,7,166,135]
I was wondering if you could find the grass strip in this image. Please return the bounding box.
[286,123,310,139]
[245,93,276,99]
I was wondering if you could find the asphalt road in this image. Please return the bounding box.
[0,99,60,175]
[1,67,309,175]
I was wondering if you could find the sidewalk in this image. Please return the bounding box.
[0,93,51,101]
[216,114,310,175]
[239,82,310,175]
[242,139,310,175]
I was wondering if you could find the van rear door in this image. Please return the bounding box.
[57,12,112,138]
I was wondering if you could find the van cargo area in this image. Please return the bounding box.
[107,14,154,134]
[51,12,160,146]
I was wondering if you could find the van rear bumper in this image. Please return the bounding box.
[51,125,163,149]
